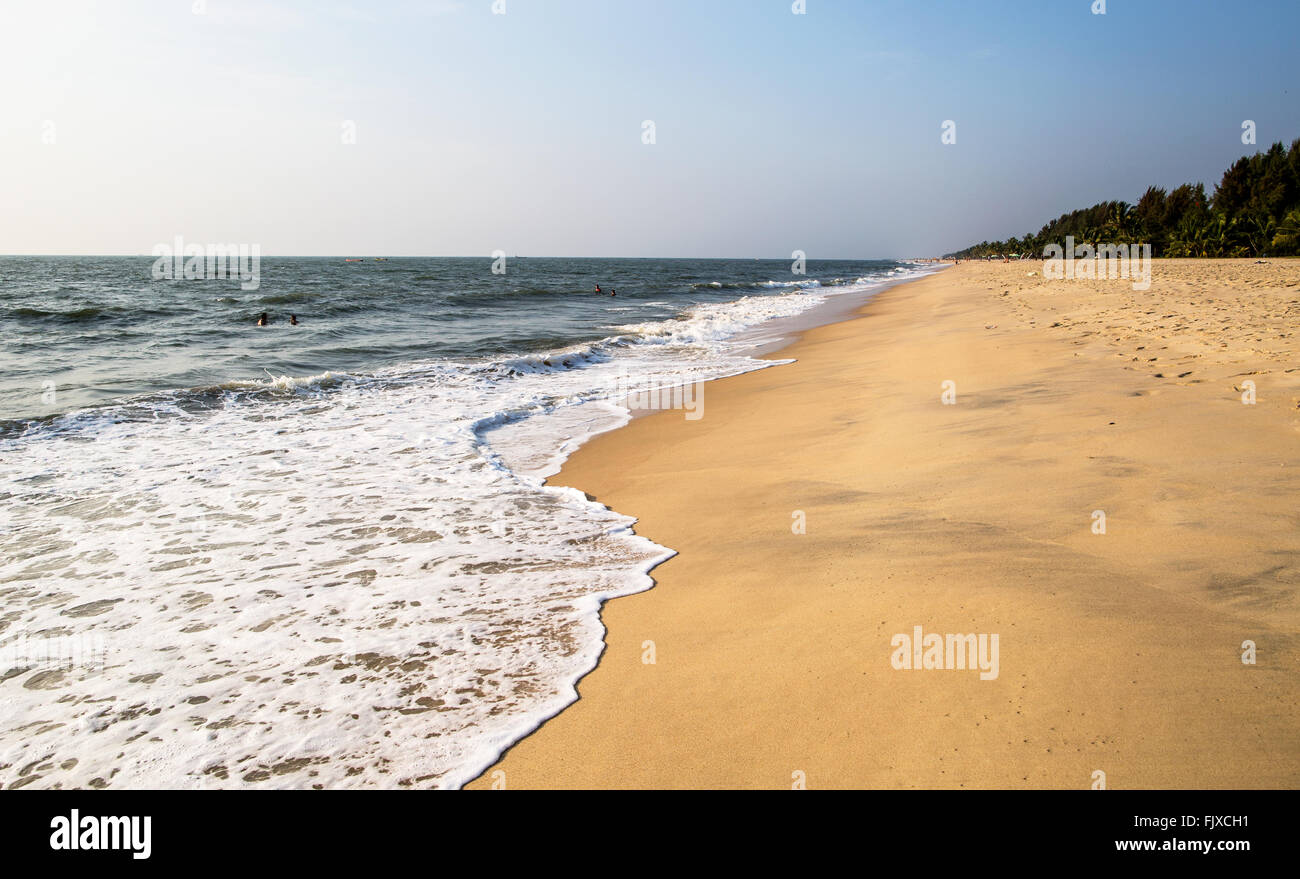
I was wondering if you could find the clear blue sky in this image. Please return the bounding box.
[2,0,1296,257]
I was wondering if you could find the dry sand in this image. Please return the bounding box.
[469,258,1300,789]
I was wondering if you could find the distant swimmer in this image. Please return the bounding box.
[257,312,269,326]
[594,284,602,294]
[289,314,299,326]
[610,289,617,297]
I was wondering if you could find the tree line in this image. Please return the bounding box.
[945,139,1300,259]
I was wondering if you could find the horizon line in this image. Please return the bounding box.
[0,253,926,261]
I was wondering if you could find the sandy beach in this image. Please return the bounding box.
[469,258,1300,790]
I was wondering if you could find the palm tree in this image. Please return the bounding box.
[1271,207,1300,255]
[1101,202,1135,242]
[1243,214,1277,257]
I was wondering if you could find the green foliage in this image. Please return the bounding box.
[1273,207,1300,256]
[945,139,1300,259]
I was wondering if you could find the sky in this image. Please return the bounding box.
[1,0,1297,258]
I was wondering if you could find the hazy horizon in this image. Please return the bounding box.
[0,252,916,259]
[3,0,1297,258]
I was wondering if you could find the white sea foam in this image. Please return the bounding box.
[0,268,933,789]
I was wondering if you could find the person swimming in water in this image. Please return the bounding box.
[257,312,269,326]
[289,314,299,326]
[610,289,616,297]
[594,284,602,294]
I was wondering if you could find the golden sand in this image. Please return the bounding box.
[469,259,1300,789]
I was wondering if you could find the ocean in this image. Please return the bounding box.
[0,256,933,789]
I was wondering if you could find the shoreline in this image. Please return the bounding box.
[468,258,1300,789]
[456,268,944,787]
